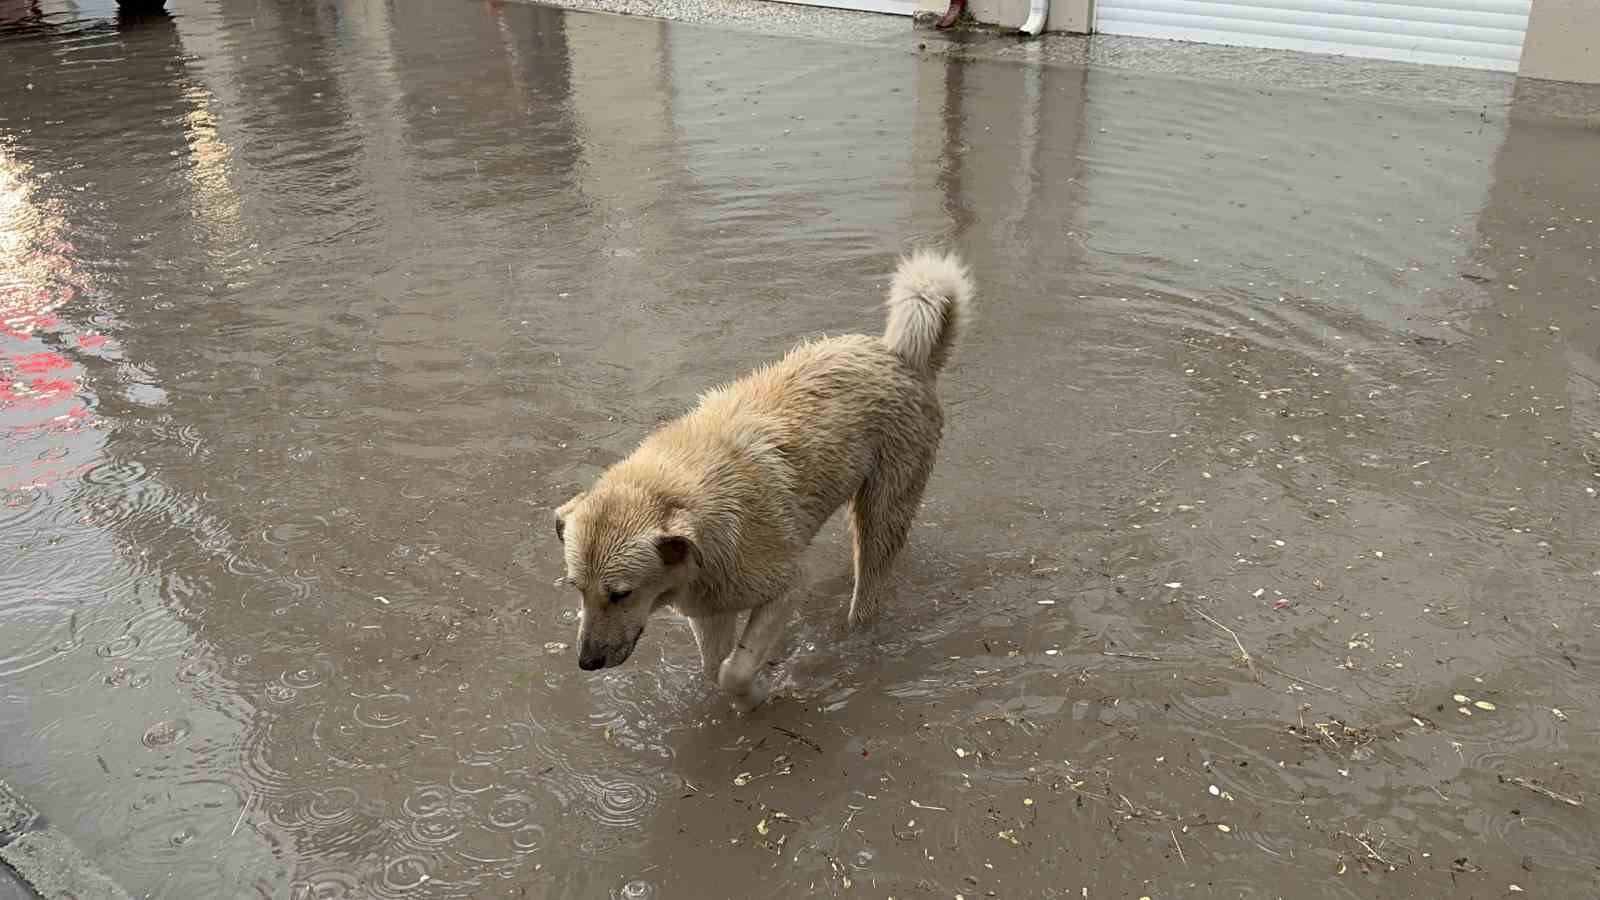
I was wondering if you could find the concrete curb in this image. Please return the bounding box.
[0,781,131,900]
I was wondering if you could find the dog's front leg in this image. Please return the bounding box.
[718,591,797,714]
[687,613,738,684]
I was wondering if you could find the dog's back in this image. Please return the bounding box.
[626,251,973,619]
[676,250,971,534]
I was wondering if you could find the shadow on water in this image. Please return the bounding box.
[1,0,1598,897]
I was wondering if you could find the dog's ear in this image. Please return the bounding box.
[655,534,699,567]
[655,509,701,567]
[554,492,587,544]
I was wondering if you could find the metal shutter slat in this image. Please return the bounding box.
[1096,0,1531,70]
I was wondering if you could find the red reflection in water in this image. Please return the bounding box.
[0,146,107,491]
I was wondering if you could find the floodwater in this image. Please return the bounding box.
[2,0,1598,897]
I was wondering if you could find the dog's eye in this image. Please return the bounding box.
[608,589,632,603]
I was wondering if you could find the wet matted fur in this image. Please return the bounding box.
[554,250,975,712]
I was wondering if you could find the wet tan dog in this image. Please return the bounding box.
[554,250,974,711]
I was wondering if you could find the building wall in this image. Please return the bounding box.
[925,0,1598,84]
[1519,0,1600,83]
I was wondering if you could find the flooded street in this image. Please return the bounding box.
[3,0,1599,897]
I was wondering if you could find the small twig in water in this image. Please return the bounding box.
[891,821,925,841]
[1504,776,1583,807]
[772,725,822,754]
[1103,650,1163,661]
[1339,830,1391,866]
[1147,455,1175,474]
[737,736,767,767]
[1170,829,1187,866]
[1264,663,1338,693]
[840,805,862,833]
[231,792,254,837]
[1190,607,1263,683]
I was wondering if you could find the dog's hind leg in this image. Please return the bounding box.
[719,582,799,714]
[847,446,936,629]
[688,613,738,684]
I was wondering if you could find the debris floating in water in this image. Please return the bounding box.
[1502,774,1583,807]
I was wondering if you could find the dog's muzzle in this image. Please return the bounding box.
[577,631,641,671]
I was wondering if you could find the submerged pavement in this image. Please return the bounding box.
[2,0,1597,897]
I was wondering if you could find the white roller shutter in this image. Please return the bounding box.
[1094,0,1532,71]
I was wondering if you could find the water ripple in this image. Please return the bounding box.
[351,692,413,730]
[104,778,245,886]
[567,771,657,832]
[374,855,435,897]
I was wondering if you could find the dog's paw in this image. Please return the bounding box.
[729,681,770,715]
[719,649,770,713]
[718,650,756,693]
[846,607,879,630]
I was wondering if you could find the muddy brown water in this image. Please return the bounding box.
[3,0,1599,897]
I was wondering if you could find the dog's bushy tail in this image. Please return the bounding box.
[882,249,974,376]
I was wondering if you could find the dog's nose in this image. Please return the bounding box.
[578,649,606,671]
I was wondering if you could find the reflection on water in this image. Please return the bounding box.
[2,0,1598,897]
